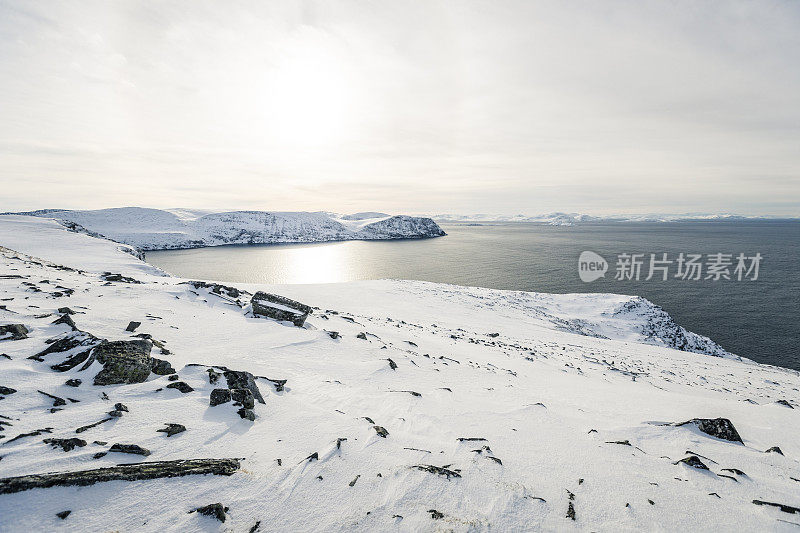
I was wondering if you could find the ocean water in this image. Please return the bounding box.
[146,221,800,371]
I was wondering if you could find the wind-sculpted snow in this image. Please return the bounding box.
[14,207,446,250]
[1,217,799,532]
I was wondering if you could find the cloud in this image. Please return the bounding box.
[0,0,798,215]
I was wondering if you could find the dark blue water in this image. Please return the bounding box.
[146,221,800,370]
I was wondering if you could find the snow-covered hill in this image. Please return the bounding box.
[0,215,799,532]
[10,208,446,250]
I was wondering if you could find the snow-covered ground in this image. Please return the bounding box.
[0,215,798,532]
[5,208,446,250]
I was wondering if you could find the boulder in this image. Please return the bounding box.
[157,423,186,437]
[92,340,154,386]
[223,370,265,404]
[166,381,194,394]
[43,438,87,452]
[677,418,743,443]
[237,408,256,421]
[191,503,228,522]
[150,358,176,375]
[109,443,151,456]
[210,389,232,406]
[231,389,255,409]
[0,324,28,341]
[251,292,312,327]
[125,321,141,332]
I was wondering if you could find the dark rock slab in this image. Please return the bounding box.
[373,426,389,438]
[76,418,112,433]
[150,357,176,375]
[157,423,186,437]
[677,418,743,443]
[0,324,28,341]
[43,438,87,452]
[38,390,66,407]
[52,314,77,330]
[109,443,151,456]
[125,321,141,332]
[101,272,141,284]
[57,307,76,315]
[676,455,709,469]
[223,370,265,404]
[166,381,194,394]
[210,388,232,406]
[752,499,800,514]
[92,340,153,386]
[0,458,241,494]
[231,389,255,409]
[765,446,784,455]
[251,292,312,327]
[237,408,256,421]
[56,510,71,520]
[0,386,16,395]
[412,464,461,479]
[191,502,228,522]
[65,379,82,387]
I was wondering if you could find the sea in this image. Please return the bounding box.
[146,221,800,371]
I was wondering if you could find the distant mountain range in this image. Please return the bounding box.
[429,212,799,225]
[4,208,446,250]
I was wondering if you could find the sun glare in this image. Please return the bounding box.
[263,40,356,149]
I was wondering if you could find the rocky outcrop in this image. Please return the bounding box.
[191,503,228,522]
[0,324,28,340]
[223,370,265,404]
[0,458,241,495]
[677,418,743,443]
[251,292,312,327]
[92,340,154,386]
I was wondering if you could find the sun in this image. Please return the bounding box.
[262,36,357,149]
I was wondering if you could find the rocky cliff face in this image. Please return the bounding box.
[18,208,446,250]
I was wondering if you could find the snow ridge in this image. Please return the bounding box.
[14,208,446,251]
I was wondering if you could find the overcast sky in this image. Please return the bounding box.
[1,0,798,216]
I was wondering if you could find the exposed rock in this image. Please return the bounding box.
[251,292,312,327]
[92,340,154,386]
[101,272,141,284]
[125,321,141,332]
[356,332,367,340]
[109,443,151,456]
[237,408,256,421]
[57,307,76,315]
[5,428,53,444]
[76,418,112,433]
[150,357,176,375]
[191,503,228,522]
[56,510,71,520]
[677,418,743,443]
[412,464,461,479]
[387,358,397,370]
[373,426,389,438]
[0,324,28,341]
[168,374,179,381]
[676,455,709,469]
[428,509,445,520]
[775,400,794,409]
[223,370,265,404]
[0,386,17,395]
[157,423,186,437]
[114,402,129,413]
[38,390,66,407]
[207,369,221,384]
[765,446,784,455]
[43,438,87,452]
[52,314,77,330]
[231,389,255,409]
[488,333,500,338]
[210,388,232,406]
[752,500,800,514]
[187,281,242,299]
[166,381,194,394]
[64,379,81,387]
[0,458,241,494]
[327,331,340,339]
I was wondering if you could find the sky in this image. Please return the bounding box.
[0,0,799,216]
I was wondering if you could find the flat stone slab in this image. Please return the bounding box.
[0,458,241,495]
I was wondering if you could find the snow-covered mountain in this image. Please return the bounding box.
[10,208,446,251]
[431,212,798,225]
[0,215,798,532]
